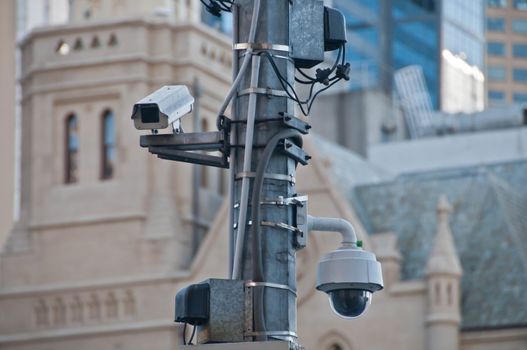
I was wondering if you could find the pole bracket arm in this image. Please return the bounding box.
[139,124,231,168]
[307,215,358,247]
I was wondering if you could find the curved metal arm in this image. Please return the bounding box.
[307,215,358,247]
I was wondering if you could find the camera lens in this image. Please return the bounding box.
[328,289,372,319]
[141,104,160,124]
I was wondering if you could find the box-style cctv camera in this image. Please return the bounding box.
[316,247,383,319]
[131,85,194,131]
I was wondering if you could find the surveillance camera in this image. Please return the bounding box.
[131,85,194,131]
[316,247,383,319]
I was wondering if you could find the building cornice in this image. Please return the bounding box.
[0,271,190,298]
[389,280,427,296]
[461,327,527,343]
[20,58,230,103]
[19,18,230,49]
[0,319,174,345]
[28,212,146,231]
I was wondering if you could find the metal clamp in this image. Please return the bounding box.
[235,172,296,184]
[261,221,299,233]
[260,195,308,206]
[239,51,294,64]
[245,330,298,338]
[233,43,290,52]
[245,281,297,296]
[238,87,289,98]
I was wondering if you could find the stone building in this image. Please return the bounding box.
[486,0,527,106]
[0,0,16,247]
[1,1,527,350]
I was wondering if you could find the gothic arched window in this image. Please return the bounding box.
[329,344,344,350]
[65,114,79,184]
[101,110,116,180]
[318,331,353,350]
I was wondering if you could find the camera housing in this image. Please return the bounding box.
[316,247,383,319]
[131,85,194,131]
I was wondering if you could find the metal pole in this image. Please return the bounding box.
[228,3,240,275]
[192,78,202,256]
[230,0,298,343]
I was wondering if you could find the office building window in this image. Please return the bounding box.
[489,90,506,101]
[512,19,527,33]
[487,17,506,31]
[101,110,115,180]
[488,65,507,81]
[488,42,506,56]
[513,92,527,102]
[65,114,79,184]
[514,0,527,10]
[513,68,527,82]
[487,0,507,7]
[513,43,527,57]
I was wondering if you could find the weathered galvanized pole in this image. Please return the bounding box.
[192,78,202,257]
[230,0,299,343]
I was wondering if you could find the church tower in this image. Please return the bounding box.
[69,0,201,24]
[0,3,231,348]
[425,195,462,350]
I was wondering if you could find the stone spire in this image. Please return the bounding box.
[425,195,462,350]
[426,195,462,277]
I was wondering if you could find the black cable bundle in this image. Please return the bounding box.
[200,0,234,16]
[259,44,350,116]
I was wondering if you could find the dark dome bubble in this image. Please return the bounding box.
[329,289,371,319]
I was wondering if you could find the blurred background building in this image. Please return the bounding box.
[0,0,17,248]
[331,0,485,111]
[0,0,526,349]
[486,0,527,106]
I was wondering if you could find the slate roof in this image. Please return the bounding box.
[310,135,393,191]
[347,160,527,330]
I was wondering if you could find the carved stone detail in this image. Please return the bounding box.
[32,289,137,328]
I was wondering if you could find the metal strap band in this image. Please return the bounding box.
[261,221,299,233]
[245,331,298,338]
[246,281,297,296]
[268,53,294,62]
[238,87,289,98]
[233,43,290,52]
[240,51,294,63]
[235,172,295,183]
[260,195,308,206]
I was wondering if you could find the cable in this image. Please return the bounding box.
[232,55,261,280]
[200,0,233,15]
[259,48,346,116]
[230,0,262,279]
[183,323,187,345]
[259,51,310,115]
[216,0,261,128]
[295,46,342,84]
[251,129,303,280]
[189,325,197,345]
[307,77,342,112]
[250,129,303,340]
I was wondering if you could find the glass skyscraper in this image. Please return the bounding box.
[334,0,485,109]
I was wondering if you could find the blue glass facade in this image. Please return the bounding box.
[393,0,439,107]
[201,11,233,35]
[334,0,484,109]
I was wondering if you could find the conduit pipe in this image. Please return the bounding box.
[307,215,358,247]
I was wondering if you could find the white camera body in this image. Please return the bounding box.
[131,85,194,131]
[316,247,383,319]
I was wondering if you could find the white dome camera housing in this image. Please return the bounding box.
[316,247,383,319]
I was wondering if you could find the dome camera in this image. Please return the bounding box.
[316,247,383,319]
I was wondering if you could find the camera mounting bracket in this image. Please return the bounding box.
[139,123,231,168]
